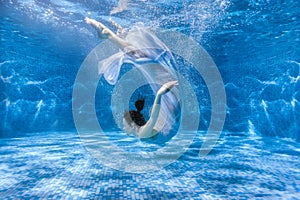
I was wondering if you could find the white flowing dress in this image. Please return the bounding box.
[98,27,180,134]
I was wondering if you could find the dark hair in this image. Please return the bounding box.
[135,98,145,111]
[124,98,146,126]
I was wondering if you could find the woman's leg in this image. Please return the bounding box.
[109,18,126,37]
[85,17,130,49]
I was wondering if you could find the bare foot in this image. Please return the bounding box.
[85,17,95,25]
[85,17,111,39]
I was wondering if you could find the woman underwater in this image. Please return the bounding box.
[85,17,179,138]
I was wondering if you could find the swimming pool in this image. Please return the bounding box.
[1,131,300,199]
[1,0,299,199]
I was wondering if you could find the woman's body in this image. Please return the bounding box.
[85,17,179,137]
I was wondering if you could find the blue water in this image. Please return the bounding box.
[1,0,300,199]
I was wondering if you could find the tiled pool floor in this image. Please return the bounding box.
[0,131,300,199]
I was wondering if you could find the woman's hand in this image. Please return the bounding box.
[157,81,178,96]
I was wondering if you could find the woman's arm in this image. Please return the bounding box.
[138,81,178,138]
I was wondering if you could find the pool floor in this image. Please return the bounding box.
[0,131,300,199]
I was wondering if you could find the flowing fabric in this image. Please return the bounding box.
[98,27,179,134]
